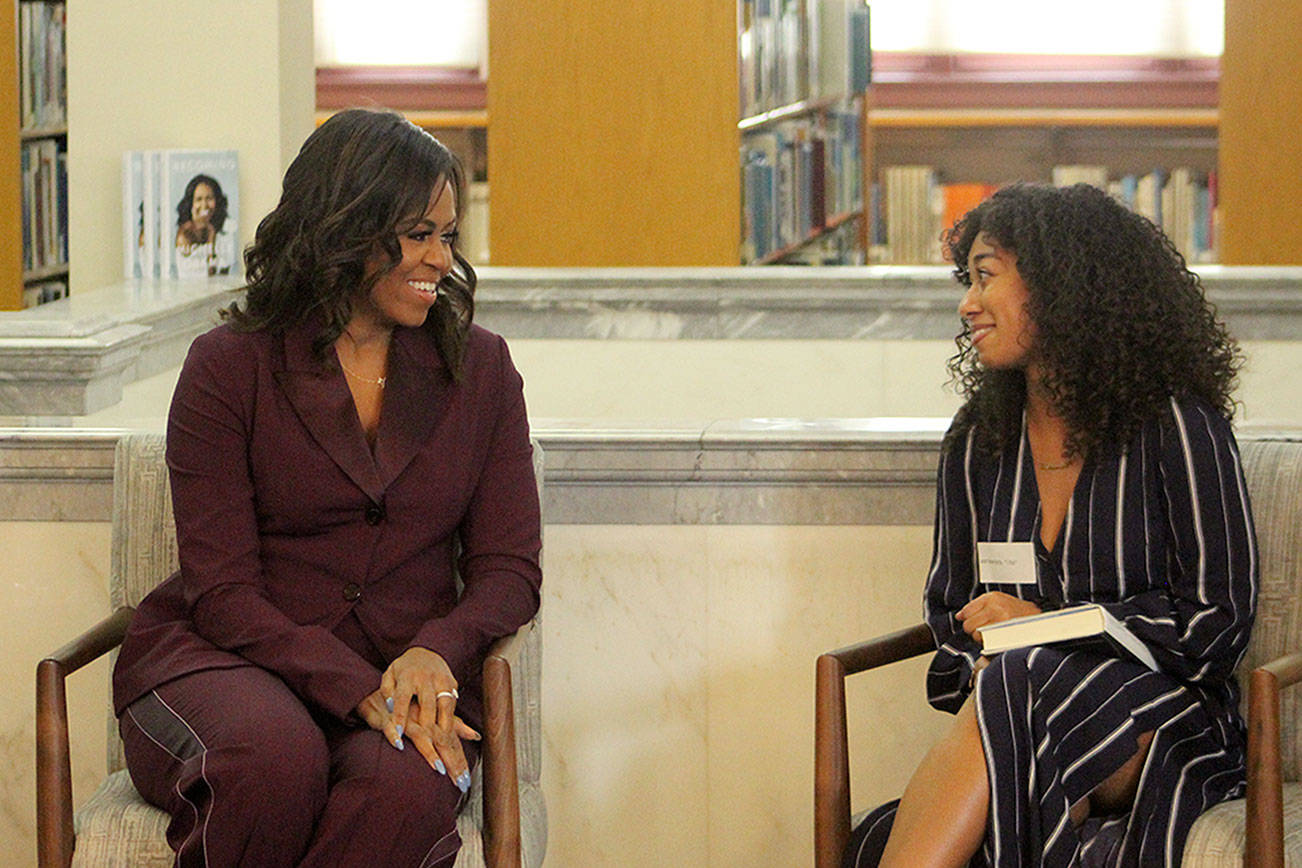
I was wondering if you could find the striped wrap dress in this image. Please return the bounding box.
[844,396,1258,867]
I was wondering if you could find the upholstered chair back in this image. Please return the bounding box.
[1236,438,1302,780]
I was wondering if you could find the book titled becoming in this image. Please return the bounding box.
[979,604,1159,671]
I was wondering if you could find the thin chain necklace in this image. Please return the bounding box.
[1038,456,1078,471]
[337,327,389,388]
[339,361,385,388]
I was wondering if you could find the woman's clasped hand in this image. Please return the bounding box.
[354,646,481,792]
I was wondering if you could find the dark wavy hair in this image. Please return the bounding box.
[223,108,475,379]
[175,174,229,235]
[944,182,1240,458]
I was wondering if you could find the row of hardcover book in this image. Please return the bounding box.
[20,138,68,274]
[122,149,241,280]
[871,165,1218,265]
[741,105,863,263]
[18,1,66,131]
[739,0,871,118]
[23,279,67,309]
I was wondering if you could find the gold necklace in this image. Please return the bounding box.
[339,360,385,388]
[1037,456,1078,471]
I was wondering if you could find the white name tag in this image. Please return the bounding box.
[977,542,1038,585]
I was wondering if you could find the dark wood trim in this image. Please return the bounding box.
[482,651,523,867]
[316,65,486,111]
[36,606,135,868]
[813,623,934,868]
[869,52,1218,109]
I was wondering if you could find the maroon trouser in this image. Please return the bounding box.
[119,665,475,868]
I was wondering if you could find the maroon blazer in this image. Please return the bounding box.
[112,317,542,729]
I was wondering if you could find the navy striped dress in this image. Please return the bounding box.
[844,396,1258,867]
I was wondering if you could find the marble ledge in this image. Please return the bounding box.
[473,265,1302,341]
[1,266,1299,417]
[2,420,1297,526]
[0,278,240,415]
[0,420,954,525]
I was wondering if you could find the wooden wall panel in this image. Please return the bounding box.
[1219,0,1302,264]
[1,1,23,309]
[487,0,740,266]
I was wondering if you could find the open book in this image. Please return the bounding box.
[979,603,1159,671]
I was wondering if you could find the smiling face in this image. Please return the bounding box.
[349,179,459,336]
[190,182,216,226]
[959,233,1036,370]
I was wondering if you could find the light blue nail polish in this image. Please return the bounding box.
[435,759,446,775]
[456,771,471,793]
[385,697,394,713]
[395,724,404,740]
[394,736,405,751]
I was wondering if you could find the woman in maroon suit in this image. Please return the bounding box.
[112,109,542,867]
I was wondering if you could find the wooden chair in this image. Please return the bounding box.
[814,437,1302,868]
[36,432,547,868]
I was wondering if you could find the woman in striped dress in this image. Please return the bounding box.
[844,183,1258,867]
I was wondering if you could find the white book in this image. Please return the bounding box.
[122,152,145,279]
[979,603,1159,671]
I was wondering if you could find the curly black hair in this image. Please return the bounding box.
[223,108,476,380]
[944,182,1240,458]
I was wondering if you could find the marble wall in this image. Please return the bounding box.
[507,339,1302,426]
[540,524,951,866]
[1,523,112,866]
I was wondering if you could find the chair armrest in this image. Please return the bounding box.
[1245,651,1302,868]
[36,606,135,868]
[487,617,534,669]
[481,619,536,868]
[814,623,934,868]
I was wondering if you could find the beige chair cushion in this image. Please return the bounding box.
[1184,783,1302,867]
[71,771,172,868]
[79,432,546,867]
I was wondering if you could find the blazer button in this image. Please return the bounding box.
[364,503,385,526]
[342,582,362,602]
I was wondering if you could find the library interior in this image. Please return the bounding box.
[4,0,1302,866]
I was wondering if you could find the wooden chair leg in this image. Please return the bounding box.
[815,654,851,868]
[1246,666,1286,868]
[482,654,522,868]
[36,658,75,868]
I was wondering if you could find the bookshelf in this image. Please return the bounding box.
[3,0,67,308]
[738,0,871,265]
[863,93,1221,264]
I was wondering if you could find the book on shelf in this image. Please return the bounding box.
[741,0,870,116]
[1052,165,1109,190]
[808,0,871,101]
[123,149,240,280]
[979,603,1159,671]
[22,279,67,309]
[741,104,863,263]
[20,138,67,274]
[881,165,943,264]
[872,164,1217,265]
[18,1,66,131]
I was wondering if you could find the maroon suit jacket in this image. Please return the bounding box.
[112,317,542,729]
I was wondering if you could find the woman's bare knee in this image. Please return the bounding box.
[1090,730,1155,814]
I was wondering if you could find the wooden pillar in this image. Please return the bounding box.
[0,0,23,309]
[1218,0,1302,264]
[487,0,740,266]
